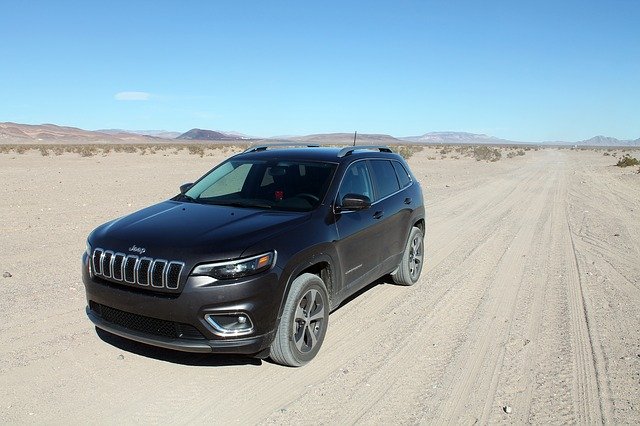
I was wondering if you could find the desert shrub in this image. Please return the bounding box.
[507,151,516,159]
[603,152,610,156]
[473,146,502,162]
[394,145,423,160]
[39,146,50,156]
[187,144,205,157]
[616,155,639,167]
[78,146,98,157]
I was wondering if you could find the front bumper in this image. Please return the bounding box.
[82,253,283,355]
[87,306,275,354]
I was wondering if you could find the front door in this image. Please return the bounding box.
[333,161,384,291]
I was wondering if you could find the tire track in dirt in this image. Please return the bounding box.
[428,162,556,423]
[564,159,639,423]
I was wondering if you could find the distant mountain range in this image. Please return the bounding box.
[98,129,182,139]
[0,122,638,147]
[400,131,512,144]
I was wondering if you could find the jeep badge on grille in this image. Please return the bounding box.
[129,245,146,255]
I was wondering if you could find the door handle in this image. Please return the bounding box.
[404,197,412,205]
[373,211,384,219]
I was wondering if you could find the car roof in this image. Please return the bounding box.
[232,145,404,163]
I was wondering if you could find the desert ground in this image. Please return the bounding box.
[0,145,639,424]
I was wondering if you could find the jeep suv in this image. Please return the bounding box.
[82,145,425,366]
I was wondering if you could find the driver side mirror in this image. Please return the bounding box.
[337,193,371,212]
[180,183,193,194]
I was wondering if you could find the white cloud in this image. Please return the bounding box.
[114,91,151,101]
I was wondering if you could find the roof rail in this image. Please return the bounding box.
[337,145,393,158]
[243,143,320,153]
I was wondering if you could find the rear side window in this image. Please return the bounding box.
[392,161,411,188]
[369,160,400,200]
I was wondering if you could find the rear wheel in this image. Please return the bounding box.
[391,226,424,286]
[270,273,329,367]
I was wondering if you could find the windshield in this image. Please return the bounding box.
[182,159,337,212]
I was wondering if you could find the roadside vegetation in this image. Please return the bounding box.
[0,143,542,163]
[0,143,242,157]
[393,145,424,160]
[615,154,639,167]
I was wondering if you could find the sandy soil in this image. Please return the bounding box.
[1,146,639,424]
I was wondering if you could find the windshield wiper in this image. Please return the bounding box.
[204,199,272,209]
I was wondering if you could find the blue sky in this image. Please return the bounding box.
[1,1,638,142]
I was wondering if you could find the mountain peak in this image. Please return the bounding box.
[176,128,247,141]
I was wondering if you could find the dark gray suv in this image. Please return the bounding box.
[83,145,425,366]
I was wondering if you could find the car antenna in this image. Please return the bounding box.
[353,131,357,146]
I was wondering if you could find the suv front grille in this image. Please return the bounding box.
[90,302,205,340]
[92,248,184,290]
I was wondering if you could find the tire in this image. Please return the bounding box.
[270,273,329,367]
[391,226,424,286]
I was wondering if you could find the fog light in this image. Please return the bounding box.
[205,313,254,336]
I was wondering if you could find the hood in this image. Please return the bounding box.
[89,200,309,261]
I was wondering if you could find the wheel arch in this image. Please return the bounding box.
[275,251,338,326]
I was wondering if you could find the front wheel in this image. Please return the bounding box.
[391,226,424,286]
[270,273,329,367]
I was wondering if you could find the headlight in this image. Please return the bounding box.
[86,241,92,257]
[191,251,276,280]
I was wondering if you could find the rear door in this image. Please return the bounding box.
[367,159,409,272]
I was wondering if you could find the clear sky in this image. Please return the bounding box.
[1,0,638,142]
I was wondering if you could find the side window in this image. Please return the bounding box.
[338,161,373,203]
[392,161,411,188]
[369,160,400,200]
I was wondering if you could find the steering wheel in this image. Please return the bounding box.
[295,193,320,203]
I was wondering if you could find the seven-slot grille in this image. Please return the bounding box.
[91,248,184,290]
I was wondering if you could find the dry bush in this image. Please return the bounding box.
[473,146,502,162]
[616,154,639,167]
[187,144,206,157]
[393,145,424,160]
[78,146,98,157]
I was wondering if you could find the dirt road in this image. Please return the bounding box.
[1,147,638,423]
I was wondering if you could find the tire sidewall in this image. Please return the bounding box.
[281,274,329,365]
[400,227,424,285]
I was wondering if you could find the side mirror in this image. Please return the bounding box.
[180,183,193,194]
[338,193,371,212]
